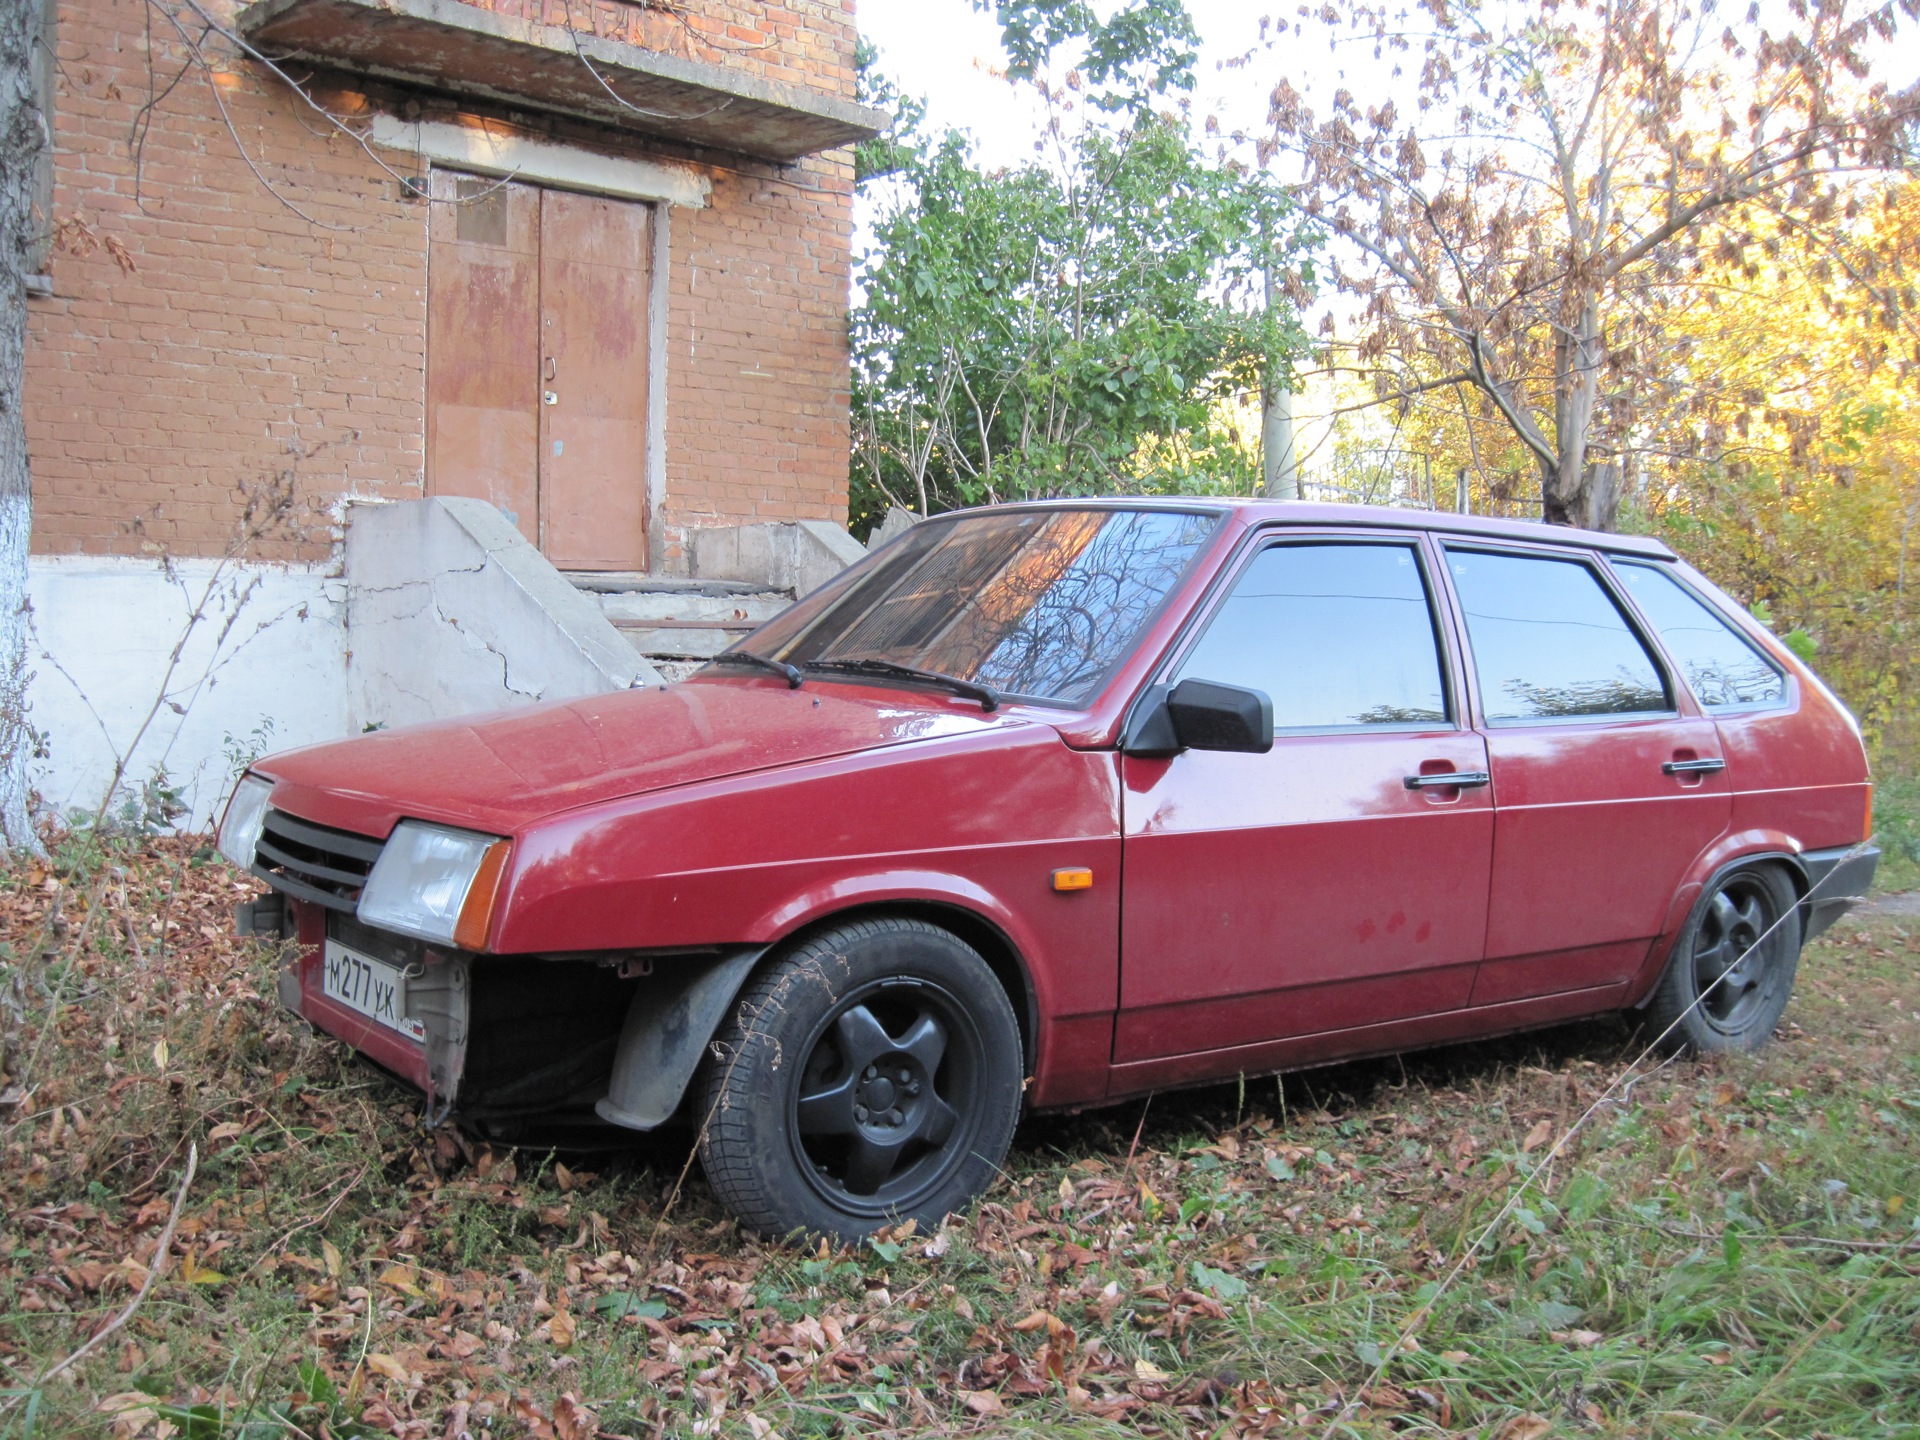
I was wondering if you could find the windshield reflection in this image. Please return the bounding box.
[732,508,1220,708]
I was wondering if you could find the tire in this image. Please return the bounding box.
[694,917,1024,1242]
[1645,864,1801,1054]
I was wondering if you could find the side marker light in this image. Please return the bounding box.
[1051,867,1094,892]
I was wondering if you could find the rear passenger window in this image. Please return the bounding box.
[1177,542,1449,730]
[1613,561,1785,710]
[1447,550,1669,722]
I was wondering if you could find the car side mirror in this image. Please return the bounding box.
[1123,678,1273,756]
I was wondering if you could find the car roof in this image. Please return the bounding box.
[937,497,1678,560]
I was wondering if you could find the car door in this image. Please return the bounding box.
[1116,534,1494,1071]
[1440,545,1732,1006]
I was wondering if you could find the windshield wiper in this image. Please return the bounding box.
[708,649,804,689]
[805,658,999,712]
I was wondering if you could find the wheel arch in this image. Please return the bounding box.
[765,899,1040,1076]
[1629,843,1809,1007]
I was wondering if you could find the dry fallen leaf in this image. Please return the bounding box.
[96,1392,163,1440]
[376,1263,421,1297]
[549,1306,578,1350]
[1520,1119,1554,1153]
[1493,1414,1553,1440]
[365,1351,412,1384]
[553,1393,596,1440]
[960,1390,1004,1415]
[1133,1357,1173,1382]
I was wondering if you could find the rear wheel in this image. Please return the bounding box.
[1646,865,1801,1053]
[695,917,1023,1242]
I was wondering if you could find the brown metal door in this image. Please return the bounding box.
[537,189,651,570]
[425,174,541,543]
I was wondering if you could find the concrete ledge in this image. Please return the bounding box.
[690,520,865,599]
[238,0,889,162]
[347,497,656,730]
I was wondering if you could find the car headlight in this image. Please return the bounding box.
[357,820,509,950]
[216,774,274,870]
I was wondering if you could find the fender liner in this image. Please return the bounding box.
[594,947,766,1131]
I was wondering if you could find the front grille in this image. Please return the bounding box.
[254,809,384,912]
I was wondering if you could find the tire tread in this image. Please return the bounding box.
[695,916,1020,1238]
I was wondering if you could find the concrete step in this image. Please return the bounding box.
[597,589,791,626]
[561,571,790,599]
[556,572,796,664]
[618,625,744,660]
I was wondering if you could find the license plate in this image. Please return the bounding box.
[322,939,425,1042]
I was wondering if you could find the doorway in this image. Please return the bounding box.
[426,172,653,571]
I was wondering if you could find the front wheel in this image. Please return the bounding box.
[1646,865,1801,1054]
[695,917,1024,1242]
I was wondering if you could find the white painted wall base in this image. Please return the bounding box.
[26,555,348,827]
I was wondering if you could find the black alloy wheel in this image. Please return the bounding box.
[1646,864,1801,1054]
[695,917,1024,1241]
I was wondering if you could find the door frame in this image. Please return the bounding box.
[424,164,672,573]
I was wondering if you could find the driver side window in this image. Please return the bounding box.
[1176,541,1450,731]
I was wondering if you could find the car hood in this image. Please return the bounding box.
[256,677,1031,838]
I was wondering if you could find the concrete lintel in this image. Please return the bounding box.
[238,0,889,162]
[367,115,709,207]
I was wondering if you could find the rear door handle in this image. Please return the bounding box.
[1404,771,1491,789]
[1662,758,1726,776]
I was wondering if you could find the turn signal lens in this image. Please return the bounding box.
[1864,784,1874,842]
[453,840,511,952]
[1051,867,1094,892]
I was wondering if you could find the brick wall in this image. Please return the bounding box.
[663,152,853,553]
[470,0,857,98]
[26,0,859,564]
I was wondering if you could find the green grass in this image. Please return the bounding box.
[1871,760,1920,893]
[2,836,1917,1438]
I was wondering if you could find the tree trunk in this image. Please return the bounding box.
[0,2,43,853]
[1542,296,1607,529]
[1260,263,1299,499]
[1582,461,1621,532]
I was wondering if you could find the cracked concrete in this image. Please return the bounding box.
[345,498,655,730]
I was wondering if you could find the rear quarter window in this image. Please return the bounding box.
[1612,561,1786,710]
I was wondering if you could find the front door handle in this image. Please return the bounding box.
[1662,758,1727,776]
[1404,770,1491,790]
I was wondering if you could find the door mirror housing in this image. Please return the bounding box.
[1124,678,1274,756]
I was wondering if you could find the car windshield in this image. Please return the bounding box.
[729,507,1222,708]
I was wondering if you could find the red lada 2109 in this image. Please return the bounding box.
[220,501,1879,1240]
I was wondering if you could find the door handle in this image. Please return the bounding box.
[1404,770,1491,790]
[1662,758,1726,776]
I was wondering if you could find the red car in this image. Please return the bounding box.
[220,501,1878,1239]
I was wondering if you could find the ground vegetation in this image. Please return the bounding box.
[0,822,1915,1437]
